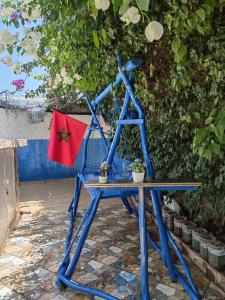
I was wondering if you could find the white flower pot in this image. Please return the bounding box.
[99,176,108,183]
[132,172,145,183]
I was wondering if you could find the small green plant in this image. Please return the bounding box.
[130,159,146,173]
[100,161,110,177]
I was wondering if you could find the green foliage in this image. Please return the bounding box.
[2,0,225,235]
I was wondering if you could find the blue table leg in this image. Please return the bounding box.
[138,187,151,300]
[150,190,177,282]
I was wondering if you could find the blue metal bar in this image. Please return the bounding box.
[106,90,131,166]
[65,190,102,279]
[57,193,96,277]
[121,196,133,214]
[167,230,200,297]
[150,191,176,281]
[58,275,120,300]
[128,194,200,300]
[138,187,151,300]
[117,119,144,125]
[91,59,141,107]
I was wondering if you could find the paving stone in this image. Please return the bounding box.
[118,221,127,226]
[109,246,122,254]
[87,260,103,270]
[126,235,138,241]
[103,230,113,235]
[0,182,223,300]
[0,254,25,268]
[111,285,132,298]
[85,239,97,247]
[101,256,119,265]
[119,271,136,282]
[95,236,110,243]
[156,283,176,296]
[76,273,98,285]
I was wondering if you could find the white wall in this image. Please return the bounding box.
[0,108,109,139]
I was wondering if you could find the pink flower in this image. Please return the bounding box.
[11,10,22,21]
[12,79,25,90]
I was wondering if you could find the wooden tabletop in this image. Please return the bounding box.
[84,178,202,189]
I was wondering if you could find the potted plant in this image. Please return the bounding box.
[130,159,146,183]
[99,161,110,183]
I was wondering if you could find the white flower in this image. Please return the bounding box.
[120,7,141,25]
[145,21,163,42]
[63,76,73,85]
[30,5,41,20]
[95,0,110,11]
[23,28,31,36]
[21,37,32,49]
[12,64,22,73]
[0,29,15,44]
[22,10,30,19]
[1,8,11,17]
[74,73,81,80]
[0,43,5,54]
[1,56,12,66]
[30,31,42,42]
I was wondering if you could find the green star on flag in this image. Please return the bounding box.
[56,127,72,143]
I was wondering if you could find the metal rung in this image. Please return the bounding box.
[117,119,144,125]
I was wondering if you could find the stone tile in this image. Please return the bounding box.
[0,181,223,300]
[156,283,176,296]
[95,236,110,243]
[87,260,103,270]
[126,234,138,241]
[109,246,122,254]
[111,286,132,298]
[119,271,136,282]
[85,239,96,247]
[101,256,119,265]
[76,273,98,285]
[103,230,113,235]
[0,254,25,268]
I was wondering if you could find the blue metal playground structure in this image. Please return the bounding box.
[56,53,202,300]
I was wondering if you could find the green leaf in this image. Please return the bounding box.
[112,0,123,12]
[215,125,224,141]
[92,31,100,49]
[202,149,212,160]
[176,43,187,61]
[171,37,181,54]
[7,46,13,55]
[194,112,200,119]
[211,142,220,155]
[119,0,131,15]
[196,128,207,142]
[13,20,19,28]
[137,0,150,11]
[196,8,205,21]
[205,116,213,124]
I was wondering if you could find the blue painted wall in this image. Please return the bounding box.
[18,139,124,182]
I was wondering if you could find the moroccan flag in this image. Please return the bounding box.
[48,111,88,167]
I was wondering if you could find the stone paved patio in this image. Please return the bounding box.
[0,180,224,300]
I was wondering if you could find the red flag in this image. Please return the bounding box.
[48,111,87,167]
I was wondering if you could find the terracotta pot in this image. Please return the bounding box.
[192,228,208,252]
[208,241,225,271]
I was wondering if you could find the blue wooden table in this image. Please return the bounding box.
[56,175,202,300]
